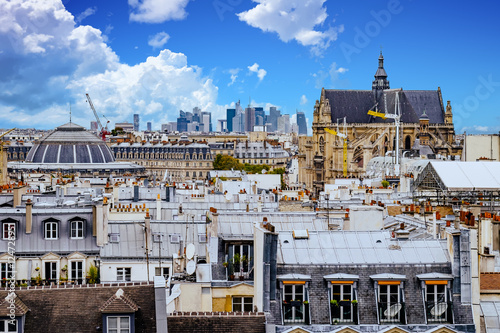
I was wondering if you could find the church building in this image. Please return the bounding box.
[299,52,462,195]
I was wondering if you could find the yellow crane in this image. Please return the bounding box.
[0,128,16,186]
[367,89,402,176]
[324,117,347,177]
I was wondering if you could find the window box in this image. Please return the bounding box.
[339,300,351,307]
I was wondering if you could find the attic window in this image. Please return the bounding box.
[292,230,309,239]
[198,234,207,243]
[170,234,181,244]
[109,233,120,243]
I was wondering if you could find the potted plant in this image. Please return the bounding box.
[222,262,228,268]
[339,299,351,307]
[87,265,99,284]
[351,299,358,305]
[330,299,339,307]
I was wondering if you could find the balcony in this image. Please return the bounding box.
[282,301,310,325]
[377,302,406,324]
[425,301,453,323]
[330,301,358,324]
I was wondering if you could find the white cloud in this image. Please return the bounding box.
[76,7,97,23]
[248,63,267,81]
[314,62,348,88]
[300,94,307,105]
[461,125,499,133]
[237,0,343,55]
[228,68,240,86]
[0,0,219,129]
[148,31,170,48]
[129,0,190,23]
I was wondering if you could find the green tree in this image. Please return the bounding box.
[269,167,286,189]
[213,154,243,170]
[242,163,270,174]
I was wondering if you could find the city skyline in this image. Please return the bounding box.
[0,0,499,134]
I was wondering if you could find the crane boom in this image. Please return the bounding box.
[86,93,102,129]
[324,123,348,177]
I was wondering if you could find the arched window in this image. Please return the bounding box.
[43,218,59,240]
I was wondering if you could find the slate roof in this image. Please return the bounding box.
[0,293,29,316]
[0,284,156,333]
[324,89,444,124]
[100,288,140,313]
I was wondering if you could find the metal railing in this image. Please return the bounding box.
[331,303,358,324]
[425,301,453,323]
[377,302,406,324]
[282,302,310,325]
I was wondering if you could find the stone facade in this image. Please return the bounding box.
[299,53,462,195]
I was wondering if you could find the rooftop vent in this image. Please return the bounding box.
[292,230,309,239]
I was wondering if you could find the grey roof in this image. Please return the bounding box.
[100,221,207,259]
[370,273,406,280]
[480,302,500,333]
[217,212,328,240]
[324,89,444,124]
[277,230,450,265]
[25,122,115,164]
[427,161,500,191]
[8,161,144,172]
[276,273,311,281]
[324,273,359,280]
[416,272,454,280]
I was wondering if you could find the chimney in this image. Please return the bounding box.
[156,194,162,220]
[133,185,139,202]
[26,199,32,234]
[13,186,26,207]
[145,212,152,254]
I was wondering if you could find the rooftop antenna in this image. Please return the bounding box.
[69,102,72,123]
[248,96,251,108]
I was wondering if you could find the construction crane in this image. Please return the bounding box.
[0,128,16,186]
[85,93,110,141]
[324,117,347,177]
[367,89,402,176]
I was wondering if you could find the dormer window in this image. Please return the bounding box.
[417,272,454,323]
[2,219,16,240]
[44,219,59,240]
[70,220,84,239]
[371,273,407,324]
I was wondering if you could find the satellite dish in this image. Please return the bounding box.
[186,243,196,259]
[384,303,402,318]
[430,302,448,316]
[186,260,196,275]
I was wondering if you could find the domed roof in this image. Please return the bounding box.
[25,122,115,164]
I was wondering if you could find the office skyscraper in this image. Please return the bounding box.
[296,111,307,135]
[226,108,236,132]
[147,122,152,132]
[133,114,139,131]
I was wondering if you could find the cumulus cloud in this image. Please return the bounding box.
[0,0,219,129]
[76,7,97,23]
[248,63,267,81]
[129,0,190,23]
[300,94,307,105]
[314,62,348,88]
[148,31,170,48]
[228,68,240,86]
[237,0,343,55]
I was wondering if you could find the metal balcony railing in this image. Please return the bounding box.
[377,302,406,324]
[282,302,310,325]
[425,301,453,323]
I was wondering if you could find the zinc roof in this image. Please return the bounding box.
[277,230,450,265]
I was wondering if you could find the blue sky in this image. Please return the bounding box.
[0,0,499,134]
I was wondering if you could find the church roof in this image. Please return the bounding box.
[324,89,444,124]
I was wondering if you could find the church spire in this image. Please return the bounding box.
[372,51,390,97]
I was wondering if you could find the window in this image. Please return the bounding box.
[107,316,130,333]
[153,233,163,243]
[229,244,252,275]
[233,296,253,312]
[117,268,131,281]
[378,283,404,323]
[45,261,57,280]
[425,282,451,323]
[186,171,189,177]
[0,263,13,280]
[0,320,16,333]
[330,283,356,323]
[109,234,120,243]
[155,267,169,279]
[71,261,84,282]
[44,220,58,239]
[283,284,306,323]
[70,221,84,239]
[170,234,181,244]
[2,222,15,240]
